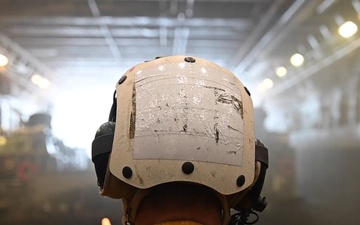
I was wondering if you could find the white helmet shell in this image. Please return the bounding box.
[109,56,255,195]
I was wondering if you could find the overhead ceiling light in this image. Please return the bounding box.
[31,74,43,85]
[276,66,287,77]
[262,78,273,89]
[0,54,9,67]
[101,218,111,225]
[31,74,51,89]
[338,21,358,38]
[38,78,50,89]
[0,136,7,146]
[290,53,304,67]
[258,78,274,93]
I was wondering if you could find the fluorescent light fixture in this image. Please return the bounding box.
[31,74,43,85]
[101,218,111,225]
[38,78,50,89]
[0,136,7,146]
[0,54,9,67]
[338,21,358,38]
[290,53,304,67]
[276,66,287,77]
[263,78,274,89]
[31,74,50,89]
[258,78,274,93]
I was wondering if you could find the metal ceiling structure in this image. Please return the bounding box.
[0,0,359,100]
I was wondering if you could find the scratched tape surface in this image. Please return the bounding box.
[133,61,244,166]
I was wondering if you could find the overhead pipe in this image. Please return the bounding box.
[268,35,360,97]
[0,16,249,28]
[228,0,314,75]
[171,0,193,55]
[87,0,122,61]
[0,32,54,78]
[226,0,281,69]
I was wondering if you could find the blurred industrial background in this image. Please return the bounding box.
[0,0,359,224]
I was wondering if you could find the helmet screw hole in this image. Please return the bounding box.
[118,75,127,85]
[184,57,196,63]
[182,162,194,174]
[236,175,246,187]
[122,166,133,178]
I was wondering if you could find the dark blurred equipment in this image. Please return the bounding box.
[0,112,89,178]
[0,72,11,95]
[26,113,52,128]
[0,112,92,223]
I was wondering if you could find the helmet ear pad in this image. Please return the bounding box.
[233,140,269,213]
[92,121,115,188]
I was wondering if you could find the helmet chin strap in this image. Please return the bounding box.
[154,221,204,225]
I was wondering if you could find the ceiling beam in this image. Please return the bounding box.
[228,0,314,74]
[0,17,251,28]
[0,32,56,99]
[268,35,360,97]
[10,37,240,47]
[0,32,55,77]
[0,0,272,3]
[87,0,122,61]
[225,0,281,69]
[3,27,243,39]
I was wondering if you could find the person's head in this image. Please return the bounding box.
[92,56,268,225]
[135,182,223,225]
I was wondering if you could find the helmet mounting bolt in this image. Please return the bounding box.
[236,175,246,187]
[122,166,133,179]
[184,57,196,63]
[182,162,195,174]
